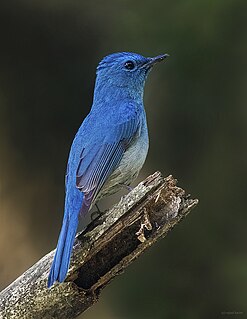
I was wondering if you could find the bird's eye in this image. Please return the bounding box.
[124,60,135,70]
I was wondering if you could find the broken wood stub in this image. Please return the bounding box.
[71,172,198,296]
[0,172,198,319]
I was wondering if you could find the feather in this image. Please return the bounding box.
[76,116,140,214]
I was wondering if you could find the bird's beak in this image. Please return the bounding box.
[142,54,169,69]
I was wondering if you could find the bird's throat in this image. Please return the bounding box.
[93,79,144,107]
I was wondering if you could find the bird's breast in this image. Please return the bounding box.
[97,117,149,200]
[118,120,149,179]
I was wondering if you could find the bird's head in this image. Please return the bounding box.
[94,52,168,100]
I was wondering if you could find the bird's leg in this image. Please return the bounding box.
[90,203,102,221]
[95,203,101,213]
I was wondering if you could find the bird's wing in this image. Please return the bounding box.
[75,111,140,214]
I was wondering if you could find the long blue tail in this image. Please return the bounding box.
[48,210,79,288]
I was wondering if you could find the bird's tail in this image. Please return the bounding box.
[47,210,79,288]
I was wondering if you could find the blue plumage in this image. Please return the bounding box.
[48,52,168,288]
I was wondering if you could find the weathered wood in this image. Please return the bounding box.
[0,172,198,319]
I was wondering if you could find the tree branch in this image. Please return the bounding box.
[0,172,198,319]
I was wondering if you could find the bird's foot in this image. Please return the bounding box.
[90,203,102,221]
[119,183,133,192]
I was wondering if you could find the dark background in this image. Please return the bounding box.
[0,1,246,318]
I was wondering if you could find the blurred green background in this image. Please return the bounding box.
[0,0,246,318]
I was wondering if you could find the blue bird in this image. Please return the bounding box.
[48,52,168,288]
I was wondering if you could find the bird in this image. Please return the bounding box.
[47,51,168,288]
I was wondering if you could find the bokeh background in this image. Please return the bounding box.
[0,0,246,318]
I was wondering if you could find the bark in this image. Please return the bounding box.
[0,172,198,319]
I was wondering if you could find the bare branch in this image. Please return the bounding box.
[0,172,198,319]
